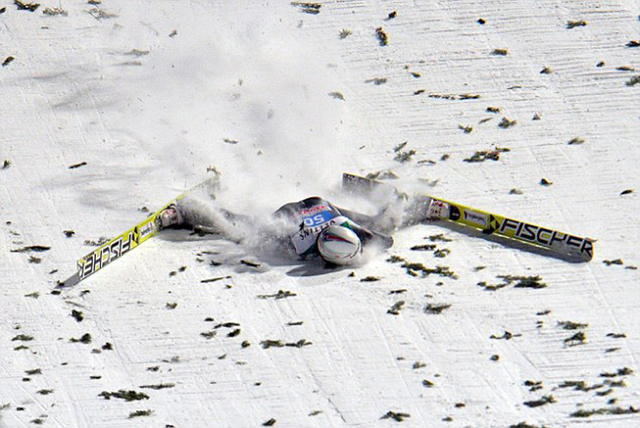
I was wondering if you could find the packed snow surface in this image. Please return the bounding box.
[1,1,639,427]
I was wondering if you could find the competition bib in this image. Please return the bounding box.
[291,214,349,256]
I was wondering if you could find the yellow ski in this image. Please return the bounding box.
[342,173,594,262]
[58,176,219,288]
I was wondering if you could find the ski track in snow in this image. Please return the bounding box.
[1,0,639,427]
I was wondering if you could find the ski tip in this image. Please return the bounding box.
[56,273,80,289]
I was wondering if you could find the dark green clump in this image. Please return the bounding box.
[139,383,175,390]
[498,117,517,128]
[200,330,217,339]
[14,1,39,12]
[71,309,84,322]
[523,395,555,408]
[464,147,510,162]
[478,275,546,290]
[291,2,321,14]
[128,409,153,419]
[70,333,92,344]
[566,20,587,29]
[381,411,410,421]
[505,275,546,289]
[600,367,634,378]
[376,27,388,46]
[261,340,284,349]
[12,334,34,342]
[386,255,406,263]
[411,244,436,251]
[387,301,405,315]
[99,390,149,401]
[571,406,638,418]
[257,289,297,299]
[424,303,451,314]
[557,320,588,330]
[426,234,452,242]
[403,263,457,279]
[564,331,586,346]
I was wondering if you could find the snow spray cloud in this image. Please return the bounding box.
[113,2,353,218]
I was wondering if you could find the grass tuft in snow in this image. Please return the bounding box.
[464,147,510,162]
[394,149,416,163]
[86,7,117,20]
[523,395,556,408]
[381,411,411,421]
[498,117,517,128]
[99,390,149,401]
[376,27,388,46]
[566,20,587,29]
[626,76,640,86]
[14,0,39,12]
[140,383,175,390]
[424,303,451,314]
[129,409,153,419]
[257,290,297,299]
[339,29,352,39]
[291,2,321,15]
[387,301,405,315]
[571,406,638,418]
[478,275,546,290]
[563,331,586,346]
[401,262,457,279]
[524,380,543,392]
[12,334,34,342]
[43,7,67,16]
[71,310,84,322]
[557,320,588,330]
[200,331,217,339]
[261,340,284,349]
[600,367,634,377]
[70,333,92,344]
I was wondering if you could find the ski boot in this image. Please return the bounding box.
[425,199,450,220]
[158,204,183,229]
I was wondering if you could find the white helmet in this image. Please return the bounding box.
[317,225,362,265]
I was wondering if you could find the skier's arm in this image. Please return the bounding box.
[333,206,378,230]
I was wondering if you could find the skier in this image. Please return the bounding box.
[158,195,450,266]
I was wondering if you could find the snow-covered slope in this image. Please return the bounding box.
[1,1,638,427]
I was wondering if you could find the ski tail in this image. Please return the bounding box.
[58,175,220,288]
[342,173,594,262]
